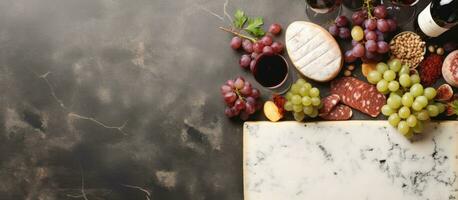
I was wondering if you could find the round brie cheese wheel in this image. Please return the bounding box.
[285,21,343,82]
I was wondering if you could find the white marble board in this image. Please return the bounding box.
[243,121,458,200]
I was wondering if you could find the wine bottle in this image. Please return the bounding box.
[416,0,458,38]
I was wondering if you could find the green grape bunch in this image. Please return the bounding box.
[366,58,445,138]
[284,79,322,121]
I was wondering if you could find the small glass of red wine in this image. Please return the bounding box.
[305,0,342,26]
[252,54,292,94]
[384,0,419,26]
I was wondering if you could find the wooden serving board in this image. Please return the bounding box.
[243,121,458,200]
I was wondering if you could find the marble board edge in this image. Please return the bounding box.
[242,120,458,200]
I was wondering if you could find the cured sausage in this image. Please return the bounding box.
[330,77,386,117]
[319,94,341,117]
[321,104,352,120]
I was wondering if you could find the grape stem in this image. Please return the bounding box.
[234,88,245,101]
[219,27,257,43]
[364,0,374,19]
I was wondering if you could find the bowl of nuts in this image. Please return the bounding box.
[389,31,426,68]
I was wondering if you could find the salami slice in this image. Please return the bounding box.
[330,77,386,117]
[319,94,341,117]
[321,104,352,120]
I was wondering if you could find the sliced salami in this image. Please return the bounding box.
[321,104,352,120]
[319,94,341,117]
[330,77,386,117]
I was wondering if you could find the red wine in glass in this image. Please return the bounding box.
[306,0,341,13]
[305,0,342,25]
[253,54,291,94]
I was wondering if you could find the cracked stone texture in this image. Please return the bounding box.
[0,0,456,199]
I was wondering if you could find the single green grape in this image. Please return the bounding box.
[435,103,445,113]
[293,104,303,112]
[387,95,402,109]
[293,112,305,121]
[397,121,410,135]
[302,96,312,106]
[399,74,412,88]
[416,110,430,121]
[382,105,396,116]
[303,106,314,115]
[309,88,320,98]
[368,70,382,84]
[284,101,293,111]
[376,62,389,73]
[291,83,300,94]
[410,74,421,84]
[311,97,321,106]
[413,120,424,133]
[412,101,423,111]
[406,115,417,127]
[383,70,396,82]
[296,78,306,86]
[299,87,309,96]
[377,79,389,93]
[401,92,414,107]
[303,83,312,90]
[285,92,294,101]
[426,105,439,117]
[423,87,437,100]
[398,106,411,119]
[398,65,410,75]
[292,95,302,105]
[410,83,424,97]
[388,113,401,126]
[415,96,428,108]
[388,81,400,92]
[405,128,414,139]
[388,59,402,72]
[309,108,319,118]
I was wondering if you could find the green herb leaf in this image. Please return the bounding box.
[233,9,247,29]
[244,17,265,37]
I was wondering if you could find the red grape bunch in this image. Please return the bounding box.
[221,77,262,120]
[347,5,397,63]
[230,24,284,72]
[328,15,351,39]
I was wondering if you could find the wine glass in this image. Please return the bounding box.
[305,0,342,26]
[383,0,419,26]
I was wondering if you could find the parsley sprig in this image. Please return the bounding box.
[219,9,266,42]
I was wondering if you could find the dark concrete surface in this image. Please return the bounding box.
[0,0,456,199]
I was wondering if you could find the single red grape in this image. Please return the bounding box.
[262,46,274,55]
[260,35,273,46]
[335,16,349,27]
[377,19,390,33]
[365,40,378,52]
[386,19,397,32]
[223,92,237,105]
[239,54,251,69]
[251,88,260,99]
[365,31,377,41]
[242,39,253,53]
[364,19,377,31]
[352,11,366,25]
[345,50,357,63]
[230,36,242,50]
[339,27,351,39]
[352,43,365,58]
[250,60,256,73]
[253,42,264,53]
[377,41,389,53]
[374,5,387,19]
[271,42,284,53]
[328,24,339,37]
[268,23,282,35]
[221,85,232,95]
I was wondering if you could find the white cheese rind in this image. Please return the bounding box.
[285,21,343,82]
